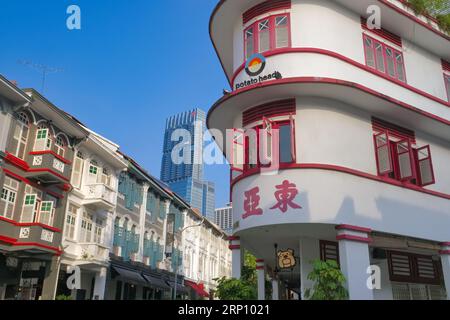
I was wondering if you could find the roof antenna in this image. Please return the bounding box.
[17,60,64,94]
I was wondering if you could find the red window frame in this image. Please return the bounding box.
[373,129,435,187]
[363,34,406,83]
[444,73,450,102]
[241,116,296,173]
[244,13,291,61]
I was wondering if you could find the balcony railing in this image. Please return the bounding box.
[78,242,110,262]
[83,183,117,210]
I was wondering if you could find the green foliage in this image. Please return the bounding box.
[214,251,272,300]
[55,294,72,300]
[304,259,349,300]
[407,0,450,32]
[214,277,257,300]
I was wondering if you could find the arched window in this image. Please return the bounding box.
[34,123,52,151]
[11,112,30,159]
[55,135,66,157]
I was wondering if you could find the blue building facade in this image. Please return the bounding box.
[160,109,215,221]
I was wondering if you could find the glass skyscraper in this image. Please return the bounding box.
[160,108,215,221]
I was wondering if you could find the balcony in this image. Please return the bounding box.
[0,216,62,255]
[26,151,71,184]
[82,183,117,211]
[64,240,110,267]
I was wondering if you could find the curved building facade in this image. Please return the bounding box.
[208,0,450,300]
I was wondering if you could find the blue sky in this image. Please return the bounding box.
[0,0,231,207]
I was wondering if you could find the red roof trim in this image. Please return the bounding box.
[243,0,291,24]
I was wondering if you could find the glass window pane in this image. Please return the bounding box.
[375,43,385,73]
[364,37,375,68]
[245,27,254,59]
[386,48,396,77]
[445,75,450,101]
[279,125,292,163]
[259,20,270,52]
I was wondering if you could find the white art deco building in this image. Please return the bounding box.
[208,0,450,300]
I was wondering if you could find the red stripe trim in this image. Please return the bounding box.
[29,151,72,164]
[0,216,62,233]
[227,236,240,241]
[336,224,372,234]
[0,235,62,254]
[440,242,450,246]
[229,245,241,250]
[230,163,450,201]
[372,117,416,143]
[4,153,70,182]
[256,266,265,270]
[27,168,70,182]
[231,48,450,108]
[336,234,372,244]
[439,250,450,255]
[256,259,265,262]
[2,169,64,199]
[0,235,18,244]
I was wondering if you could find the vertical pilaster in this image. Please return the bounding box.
[40,255,61,300]
[336,224,373,300]
[256,259,265,300]
[92,267,107,300]
[271,278,279,300]
[228,236,242,279]
[439,242,450,300]
[137,183,149,262]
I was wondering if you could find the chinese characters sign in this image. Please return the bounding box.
[242,180,302,219]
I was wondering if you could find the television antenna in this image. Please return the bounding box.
[17,60,64,93]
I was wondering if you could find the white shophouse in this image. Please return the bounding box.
[208,0,450,300]
[59,128,127,300]
[182,208,232,298]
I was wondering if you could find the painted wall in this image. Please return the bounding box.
[231,0,449,116]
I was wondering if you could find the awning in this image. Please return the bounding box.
[184,280,210,298]
[111,266,147,284]
[142,273,170,290]
[166,280,189,295]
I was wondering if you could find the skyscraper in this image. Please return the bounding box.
[214,204,233,235]
[160,108,215,221]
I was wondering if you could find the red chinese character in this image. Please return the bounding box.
[270,180,302,213]
[243,187,263,219]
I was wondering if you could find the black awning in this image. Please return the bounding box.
[111,266,147,285]
[166,280,189,295]
[142,273,170,290]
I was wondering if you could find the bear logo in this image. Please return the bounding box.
[277,249,296,269]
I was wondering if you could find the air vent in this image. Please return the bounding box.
[243,0,291,24]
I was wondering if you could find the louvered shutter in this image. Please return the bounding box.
[388,251,413,282]
[320,240,340,266]
[71,156,83,188]
[415,256,439,284]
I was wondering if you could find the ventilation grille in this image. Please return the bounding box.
[443,59,450,72]
[242,99,295,126]
[388,251,441,284]
[243,0,291,24]
[372,117,416,143]
[361,17,403,47]
[320,240,340,266]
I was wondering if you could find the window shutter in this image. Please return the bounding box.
[388,251,413,282]
[396,139,415,181]
[320,240,340,266]
[416,145,435,186]
[38,201,54,226]
[395,52,406,82]
[34,130,47,151]
[374,131,393,175]
[258,20,270,53]
[290,114,296,162]
[374,41,386,73]
[415,256,439,284]
[231,129,245,174]
[18,125,29,159]
[72,157,83,188]
[364,36,375,68]
[385,47,396,78]
[275,15,289,48]
[21,195,36,223]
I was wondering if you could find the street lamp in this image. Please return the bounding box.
[167,213,204,300]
